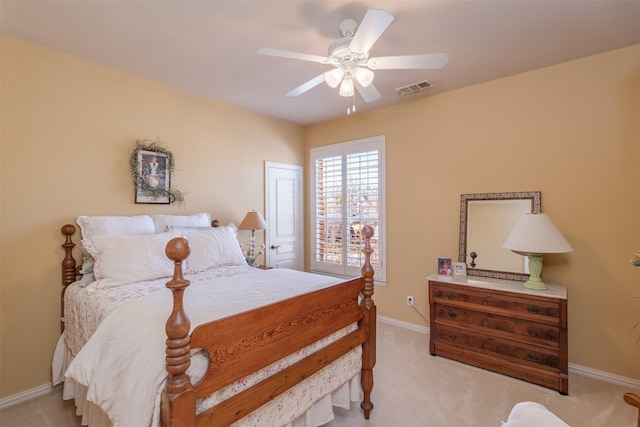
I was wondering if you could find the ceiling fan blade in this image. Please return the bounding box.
[367,53,449,70]
[286,74,327,97]
[257,48,328,64]
[349,9,394,54]
[355,81,381,103]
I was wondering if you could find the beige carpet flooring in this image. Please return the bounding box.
[1,321,637,426]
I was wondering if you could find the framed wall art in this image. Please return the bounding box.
[135,149,170,204]
[130,139,185,205]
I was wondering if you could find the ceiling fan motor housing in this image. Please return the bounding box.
[328,37,352,59]
[328,37,370,68]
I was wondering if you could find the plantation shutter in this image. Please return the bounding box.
[310,136,386,283]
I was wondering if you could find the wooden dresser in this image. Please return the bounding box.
[428,274,568,394]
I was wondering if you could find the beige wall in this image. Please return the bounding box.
[0,37,305,397]
[306,45,640,380]
[1,37,638,399]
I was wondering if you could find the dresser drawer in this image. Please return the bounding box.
[433,323,561,370]
[431,282,561,323]
[433,305,560,347]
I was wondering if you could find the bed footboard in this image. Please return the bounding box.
[161,225,377,426]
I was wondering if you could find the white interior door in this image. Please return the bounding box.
[265,162,303,270]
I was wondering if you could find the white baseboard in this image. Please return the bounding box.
[378,314,430,334]
[568,363,640,389]
[377,315,640,390]
[0,383,54,410]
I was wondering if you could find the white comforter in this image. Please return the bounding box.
[65,268,346,427]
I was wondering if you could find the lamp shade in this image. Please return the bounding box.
[503,213,573,254]
[238,210,268,231]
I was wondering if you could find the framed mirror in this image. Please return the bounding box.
[459,192,541,281]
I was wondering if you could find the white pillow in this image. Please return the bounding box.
[75,215,156,286]
[502,402,569,427]
[180,225,246,272]
[82,231,182,291]
[77,215,155,238]
[151,213,212,233]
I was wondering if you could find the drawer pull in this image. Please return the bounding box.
[448,311,458,319]
[527,305,541,314]
[446,292,457,300]
[527,353,540,362]
[447,333,458,341]
[527,328,540,337]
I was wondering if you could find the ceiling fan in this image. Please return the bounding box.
[257,9,448,113]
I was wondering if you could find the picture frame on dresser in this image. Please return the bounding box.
[452,262,467,276]
[437,257,452,276]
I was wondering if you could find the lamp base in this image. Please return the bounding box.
[523,277,548,291]
[522,253,547,290]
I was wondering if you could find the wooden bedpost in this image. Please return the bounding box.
[161,237,196,427]
[61,224,77,333]
[359,225,377,419]
[624,393,640,427]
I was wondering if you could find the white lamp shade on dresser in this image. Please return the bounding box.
[503,213,573,254]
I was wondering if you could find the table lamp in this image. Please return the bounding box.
[502,213,573,290]
[238,210,268,264]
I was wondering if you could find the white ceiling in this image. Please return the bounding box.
[2,1,639,126]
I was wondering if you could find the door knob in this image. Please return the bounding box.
[270,245,281,250]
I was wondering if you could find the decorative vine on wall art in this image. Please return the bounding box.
[130,139,185,205]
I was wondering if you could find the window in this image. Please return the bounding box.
[310,135,386,283]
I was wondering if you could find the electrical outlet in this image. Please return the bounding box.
[407,295,414,306]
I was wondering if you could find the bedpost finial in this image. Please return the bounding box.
[361,225,374,240]
[360,225,374,280]
[61,224,76,236]
[166,237,191,262]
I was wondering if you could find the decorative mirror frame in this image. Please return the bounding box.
[459,191,541,281]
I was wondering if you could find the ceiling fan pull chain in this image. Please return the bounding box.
[347,94,356,115]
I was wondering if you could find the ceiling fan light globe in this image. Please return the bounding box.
[354,67,374,87]
[339,76,354,97]
[324,68,345,88]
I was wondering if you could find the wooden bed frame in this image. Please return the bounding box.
[60,222,376,426]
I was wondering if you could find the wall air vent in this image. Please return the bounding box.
[395,80,433,96]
